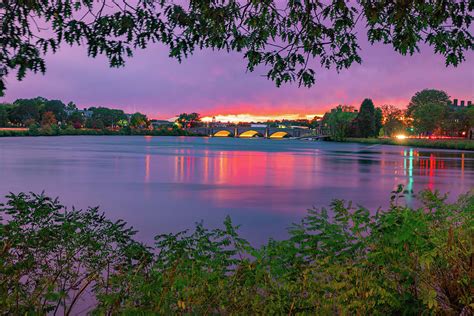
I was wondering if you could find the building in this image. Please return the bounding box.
[150,119,173,129]
[449,99,472,110]
[74,109,94,118]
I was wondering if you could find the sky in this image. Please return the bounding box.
[2,36,473,121]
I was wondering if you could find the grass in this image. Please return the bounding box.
[343,137,474,150]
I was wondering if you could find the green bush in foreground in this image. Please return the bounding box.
[0,188,472,315]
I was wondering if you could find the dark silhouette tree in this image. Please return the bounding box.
[0,105,8,127]
[374,107,383,137]
[356,99,376,138]
[1,1,472,95]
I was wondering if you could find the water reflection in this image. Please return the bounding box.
[0,136,473,245]
[145,154,151,183]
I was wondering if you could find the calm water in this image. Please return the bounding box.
[0,136,473,245]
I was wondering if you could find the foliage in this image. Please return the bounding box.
[42,100,67,122]
[407,89,450,135]
[66,102,77,112]
[9,99,42,125]
[344,137,474,151]
[0,189,472,314]
[374,107,383,136]
[322,105,358,141]
[441,105,474,137]
[177,113,201,128]
[66,111,85,129]
[1,1,472,94]
[130,112,149,128]
[321,89,474,140]
[89,107,127,128]
[381,105,406,137]
[41,111,57,127]
[0,126,197,137]
[0,105,7,127]
[355,98,377,137]
[0,192,146,315]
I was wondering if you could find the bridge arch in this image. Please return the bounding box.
[239,130,264,138]
[213,130,233,137]
[269,131,290,139]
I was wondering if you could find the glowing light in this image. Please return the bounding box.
[201,113,323,123]
[269,131,289,139]
[239,130,261,138]
[214,130,232,137]
[395,134,407,140]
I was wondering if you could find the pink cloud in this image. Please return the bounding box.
[2,38,473,119]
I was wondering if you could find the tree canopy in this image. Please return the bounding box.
[1,1,472,95]
[322,105,357,141]
[407,89,450,135]
[130,112,149,128]
[381,104,405,137]
[356,98,377,138]
[177,112,201,127]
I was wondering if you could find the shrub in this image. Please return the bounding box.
[0,188,472,314]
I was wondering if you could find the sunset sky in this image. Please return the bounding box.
[2,36,473,121]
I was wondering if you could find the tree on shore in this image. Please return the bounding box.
[322,105,357,141]
[374,107,383,137]
[41,111,57,127]
[177,113,201,128]
[355,99,376,138]
[85,118,105,130]
[67,111,85,129]
[89,107,127,128]
[381,105,406,137]
[42,100,67,122]
[10,99,41,126]
[66,102,78,112]
[130,112,149,128]
[407,89,450,136]
[0,105,8,127]
[1,1,472,95]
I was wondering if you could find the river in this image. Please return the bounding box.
[0,136,472,245]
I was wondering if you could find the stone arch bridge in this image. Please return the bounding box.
[187,126,315,138]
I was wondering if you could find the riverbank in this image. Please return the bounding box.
[0,127,199,137]
[342,137,474,150]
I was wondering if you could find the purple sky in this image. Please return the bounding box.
[2,38,473,120]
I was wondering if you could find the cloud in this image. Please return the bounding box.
[2,38,473,119]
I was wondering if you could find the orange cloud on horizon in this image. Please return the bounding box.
[201,113,323,123]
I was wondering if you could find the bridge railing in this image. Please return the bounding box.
[186,126,325,138]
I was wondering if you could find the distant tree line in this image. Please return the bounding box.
[322,89,474,141]
[0,97,158,134]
